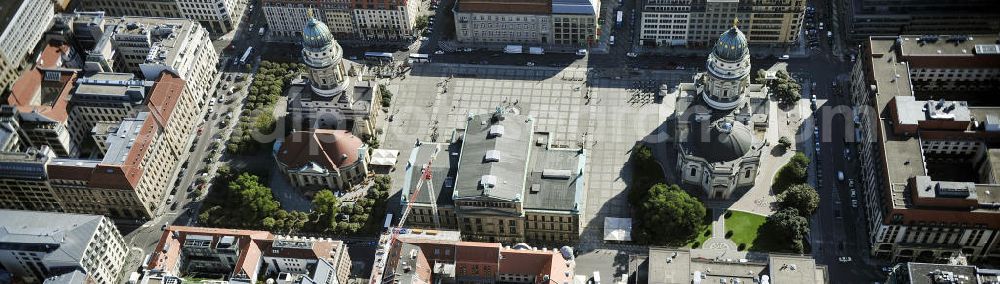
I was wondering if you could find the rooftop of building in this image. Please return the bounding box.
[146,226,348,282]
[108,16,199,68]
[275,129,366,172]
[897,34,1000,69]
[402,142,459,206]
[389,234,573,284]
[456,0,553,14]
[72,72,151,103]
[646,248,826,284]
[7,42,79,123]
[288,77,375,113]
[903,262,1000,284]
[454,110,534,202]
[522,133,586,212]
[552,0,598,15]
[0,209,106,267]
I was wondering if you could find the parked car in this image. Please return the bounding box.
[434,50,445,55]
[838,256,852,263]
[779,54,790,60]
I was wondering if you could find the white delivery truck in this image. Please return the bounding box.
[504,45,523,54]
[528,47,544,55]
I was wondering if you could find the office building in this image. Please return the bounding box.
[850,35,1000,262]
[274,129,370,191]
[672,23,769,199]
[643,247,827,283]
[380,230,575,284]
[0,0,56,93]
[454,0,600,47]
[891,35,1000,93]
[288,15,381,136]
[639,0,805,48]
[400,109,588,244]
[353,0,421,41]
[841,0,1000,41]
[143,226,352,284]
[0,209,128,284]
[82,0,249,34]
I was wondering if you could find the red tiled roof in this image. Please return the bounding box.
[147,226,275,278]
[276,129,364,170]
[458,0,552,14]
[7,43,77,123]
[146,72,185,128]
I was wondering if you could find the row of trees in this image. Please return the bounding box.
[759,152,820,253]
[229,61,306,154]
[627,144,708,246]
[198,170,392,236]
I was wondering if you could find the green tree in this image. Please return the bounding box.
[760,208,810,253]
[752,69,767,84]
[415,15,430,30]
[770,70,802,107]
[639,184,706,245]
[229,173,280,226]
[773,152,810,194]
[777,184,820,217]
[311,190,342,232]
[628,144,663,204]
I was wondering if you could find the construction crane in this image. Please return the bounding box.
[370,143,441,284]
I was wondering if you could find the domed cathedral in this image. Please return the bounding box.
[301,9,349,96]
[671,19,771,199]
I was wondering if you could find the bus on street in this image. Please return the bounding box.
[239,47,253,65]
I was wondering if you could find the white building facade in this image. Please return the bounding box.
[0,0,55,93]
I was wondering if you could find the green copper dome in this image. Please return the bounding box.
[302,17,334,50]
[712,20,749,62]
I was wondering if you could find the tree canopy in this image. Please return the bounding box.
[777,183,820,217]
[773,152,810,194]
[639,184,707,245]
[311,190,342,232]
[759,208,810,253]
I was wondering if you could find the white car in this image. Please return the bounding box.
[838,257,852,263]
[779,54,790,60]
[526,62,535,66]
[626,52,638,58]
[463,48,473,52]
[419,37,429,41]
[434,50,445,55]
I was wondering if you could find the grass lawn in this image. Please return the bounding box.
[685,225,712,248]
[724,210,767,251]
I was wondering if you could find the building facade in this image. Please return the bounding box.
[400,110,588,245]
[640,0,805,48]
[850,35,1000,263]
[262,0,417,42]
[454,0,599,47]
[274,130,370,191]
[841,0,1000,41]
[0,209,128,284]
[82,0,248,34]
[672,23,768,199]
[0,0,55,93]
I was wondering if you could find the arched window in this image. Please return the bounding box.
[690,167,697,177]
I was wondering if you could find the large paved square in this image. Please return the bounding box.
[382,63,693,250]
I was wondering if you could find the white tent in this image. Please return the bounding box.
[603,217,633,242]
[371,149,400,166]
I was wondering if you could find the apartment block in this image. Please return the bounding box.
[892,35,1000,93]
[850,35,1000,263]
[82,0,248,34]
[381,230,574,284]
[143,226,352,284]
[0,0,55,93]
[400,110,588,245]
[841,0,1000,41]
[0,209,128,284]
[640,0,804,48]
[454,0,599,47]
